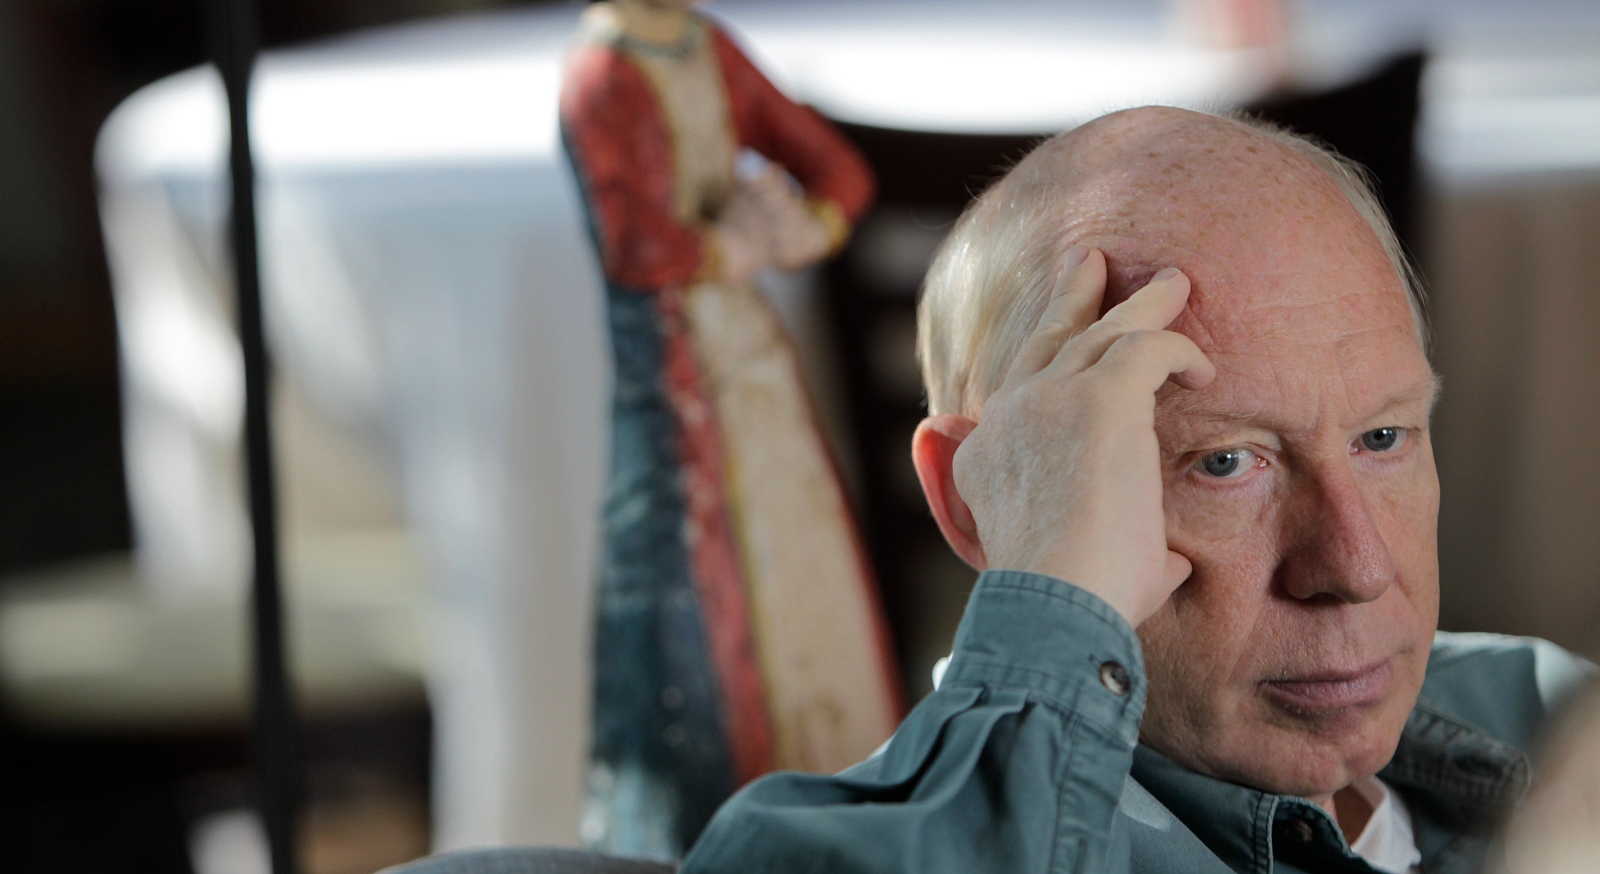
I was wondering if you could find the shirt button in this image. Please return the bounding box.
[1287,820,1314,843]
[1099,661,1131,696]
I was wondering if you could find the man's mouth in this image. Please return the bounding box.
[1261,659,1392,714]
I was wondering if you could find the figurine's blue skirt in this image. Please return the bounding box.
[585,283,735,858]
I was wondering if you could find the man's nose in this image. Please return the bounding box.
[1276,466,1397,604]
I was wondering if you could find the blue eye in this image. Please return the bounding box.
[1360,428,1405,452]
[1197,448,1255,478]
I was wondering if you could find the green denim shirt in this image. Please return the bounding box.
[681,570,1596,874]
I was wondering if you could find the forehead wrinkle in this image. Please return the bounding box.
[1159,342,1342,435]
[1188,287,1410,357]
[1081,229,1401,347]
[1159,349,1437,444]
[1159,387,1265,427]
[1041,110,1419,433]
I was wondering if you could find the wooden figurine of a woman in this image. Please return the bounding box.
[560,0,903,858]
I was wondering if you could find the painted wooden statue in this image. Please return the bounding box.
[559,0,904,858]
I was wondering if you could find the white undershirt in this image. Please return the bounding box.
[1346,776,1423,874]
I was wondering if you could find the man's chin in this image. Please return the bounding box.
[1212,705,1409,798]
[1144,690,1410,799]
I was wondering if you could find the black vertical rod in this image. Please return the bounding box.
[207,0,301,872]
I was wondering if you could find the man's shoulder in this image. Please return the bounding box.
[1421,631,1598,750]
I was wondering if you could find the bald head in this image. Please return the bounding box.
[918,106,1423,417]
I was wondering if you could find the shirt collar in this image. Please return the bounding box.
[1131,698,1531,874]
[1131,745,1282,874]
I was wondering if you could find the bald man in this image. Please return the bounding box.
[678,108,1595,874]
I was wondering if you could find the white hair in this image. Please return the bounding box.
[916,111,1427,418]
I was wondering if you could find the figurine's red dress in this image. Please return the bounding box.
[561,8,902,856]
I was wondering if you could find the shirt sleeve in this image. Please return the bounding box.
[680,570,1145,874]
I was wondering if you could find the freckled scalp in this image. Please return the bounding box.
[917,106,1427,417]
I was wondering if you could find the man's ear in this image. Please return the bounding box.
[912,415,987,570]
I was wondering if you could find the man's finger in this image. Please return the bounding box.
[998,245,1106,391]
[1049,267,1192,377]
[1091,328,1216,394]
[1162,551,1194,591]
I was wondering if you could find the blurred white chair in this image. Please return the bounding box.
[91,10,612,849]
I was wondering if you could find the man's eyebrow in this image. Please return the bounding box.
[1157,388,1267,424]
[1340,373,1444,428]
[1372,373,1444,422]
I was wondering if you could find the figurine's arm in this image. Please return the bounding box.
[561,47,728,289]
[712,27,876,254]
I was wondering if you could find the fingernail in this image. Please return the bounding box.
[1063,244,1090,270]
[1153,267,1183,282]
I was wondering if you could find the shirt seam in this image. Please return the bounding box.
[1048,710,1082,874]
[1253,792,1277,874]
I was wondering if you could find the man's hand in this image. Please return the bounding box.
[912,246,1215,626]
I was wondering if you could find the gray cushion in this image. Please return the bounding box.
[384,848,676,874]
